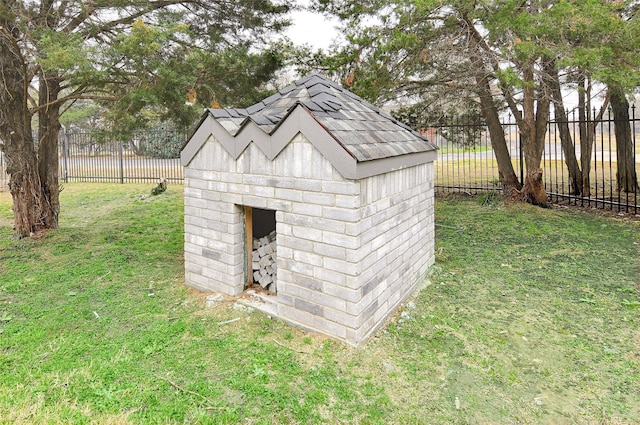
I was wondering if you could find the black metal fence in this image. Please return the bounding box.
[433,106,639,214]
[0,152,5,189]
[60,128,187,184]
[1,112,638,215]
[0,128,187,189]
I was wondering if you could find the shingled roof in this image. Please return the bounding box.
[206,74,436,162]
[181,74,437,179]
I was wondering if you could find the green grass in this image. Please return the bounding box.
[435,157,640,203]
[437,144,493,154]
[1,184,639,424]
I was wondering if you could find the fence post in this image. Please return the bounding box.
[119,140,124,184]
[633,104,638,216]
[62,124,69,184]
[519,130,524,184]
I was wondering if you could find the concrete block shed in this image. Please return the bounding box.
[180,74,438,346]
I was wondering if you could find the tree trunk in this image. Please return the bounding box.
[1,111,53,237]
[465,18,521,195]
[521,167,548,206]
[36,73,62,230]
[2,113,58,237]
[6,151,49,237]
[577,76,593,197]
[474,71,521,196]
[0,14,60,237]
[548,65,583,195]
[610,90,639,193]
[519,64,550,207]
[554,106,584,195]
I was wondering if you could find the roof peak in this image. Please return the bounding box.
[202,73,436,162]
[209,74,413,131]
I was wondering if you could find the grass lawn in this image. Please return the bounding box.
[0,184,638,424]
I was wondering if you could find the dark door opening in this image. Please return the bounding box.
[244,206,277,293]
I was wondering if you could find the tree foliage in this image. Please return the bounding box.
[0,0,292,237]
[311,0,640,203]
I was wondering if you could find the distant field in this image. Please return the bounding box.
[435,155,640,211]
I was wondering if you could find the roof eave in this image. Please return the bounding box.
[181,100,437,180]
[354,149,437,180]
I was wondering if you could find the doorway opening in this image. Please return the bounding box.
[244,206,277,293]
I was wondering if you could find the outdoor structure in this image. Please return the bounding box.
[180,74,438,346]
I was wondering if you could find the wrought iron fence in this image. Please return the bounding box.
[1,111,638,215]
[0,150,6,189]
[60,128,187,184]
[0,128,186,190]
[433,106,639,214]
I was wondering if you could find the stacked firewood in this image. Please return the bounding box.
[252,231,277,293]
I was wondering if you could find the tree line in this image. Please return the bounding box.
[1,0,290,237]
[1,0,639,237]
[306,0,640,206]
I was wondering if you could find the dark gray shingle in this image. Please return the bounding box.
[206,74,436,162]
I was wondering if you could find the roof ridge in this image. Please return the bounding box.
[199,73,437,163]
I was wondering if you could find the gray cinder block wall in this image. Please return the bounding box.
[181,74,437,346]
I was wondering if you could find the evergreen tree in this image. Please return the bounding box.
[313,0,640,203]
[0,0,291,237]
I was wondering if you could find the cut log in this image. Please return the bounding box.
[250,231,277,293]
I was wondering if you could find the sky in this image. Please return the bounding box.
[281,2,628,110]
[284,1,341,51]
